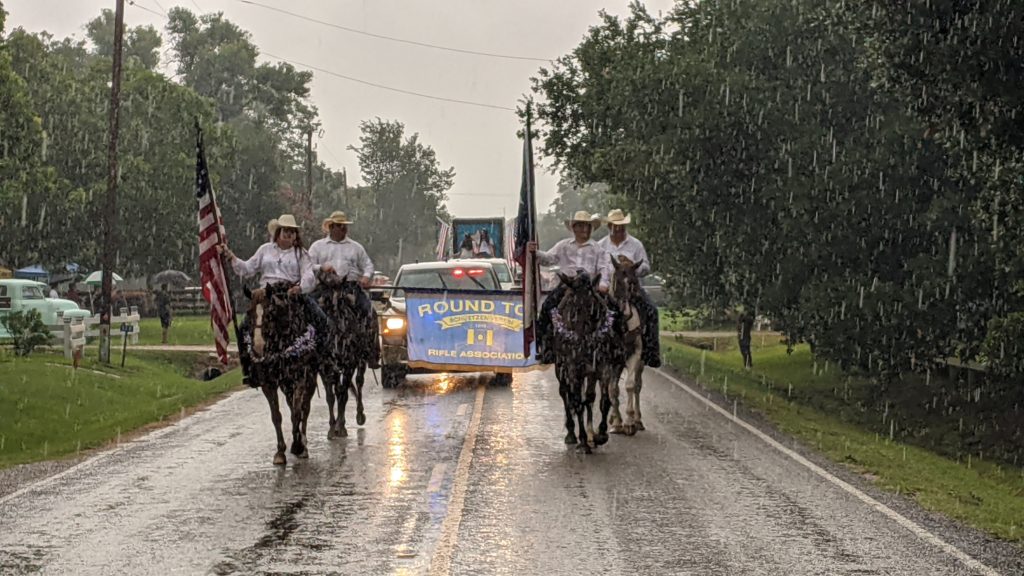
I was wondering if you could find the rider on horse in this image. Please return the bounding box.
[218,214,330,386]
[308,210,381,369]
[597,209,661,368]
[528,210,612,364]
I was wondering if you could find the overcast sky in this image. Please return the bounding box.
[5,0,674,218]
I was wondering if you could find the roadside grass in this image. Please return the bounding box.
[135,315,215,346]
[662,337,1024,543]
[0,349,242,469]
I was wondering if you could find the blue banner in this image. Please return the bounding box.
[405,289,538,371]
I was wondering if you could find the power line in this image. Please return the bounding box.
[261,51,516,112]
[150,0,167,15]
[237,0,552,63]
[191,0,204,12]
[127,1,164,18]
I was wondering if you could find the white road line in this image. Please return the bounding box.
[456,403,468,417]
[654,368,1002,576]
[429,385,486,576]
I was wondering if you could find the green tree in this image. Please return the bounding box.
[86,9,162,70]
[349,119,454,274]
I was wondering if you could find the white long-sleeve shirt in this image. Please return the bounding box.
[536,238,611,289]
[307,237,374,281]
[231,242,315,292]
[598,234,652,277]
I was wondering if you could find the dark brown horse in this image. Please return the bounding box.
[551,272,623,453]
[608,255,646,435]
[242,282,319,465]
[316,271,371,438]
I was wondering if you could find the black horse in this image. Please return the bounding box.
[316,271,372,438]
[242,282,319,465]
[551,272,623,453]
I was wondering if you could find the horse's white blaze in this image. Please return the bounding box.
[623,303,644,430]
[253,303,266,357]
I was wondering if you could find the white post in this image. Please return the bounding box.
[62,315,73,360]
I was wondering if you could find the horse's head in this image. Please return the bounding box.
[610,254,643,304]
[317,270,361,308]
[246,281,304,359]
[555,271,610,345]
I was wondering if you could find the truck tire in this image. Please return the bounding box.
[381,364,405,389]
[491,372,512,387]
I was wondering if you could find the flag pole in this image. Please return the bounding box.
[195,119,245,371]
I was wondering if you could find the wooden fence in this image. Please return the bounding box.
[52,307,141,360]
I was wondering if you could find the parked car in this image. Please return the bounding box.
[373,261,505,388]
[0,279,91,338]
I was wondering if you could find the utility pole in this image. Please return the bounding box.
[99,0,125,364]
[305,126,314,217]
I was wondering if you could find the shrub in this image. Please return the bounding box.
[0,310,51,357]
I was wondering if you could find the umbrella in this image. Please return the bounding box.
[152,269,191,286]
[83,271,124,286]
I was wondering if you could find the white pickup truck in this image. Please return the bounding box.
[0,279,90,338]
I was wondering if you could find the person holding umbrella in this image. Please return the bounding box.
[155,283,172,344]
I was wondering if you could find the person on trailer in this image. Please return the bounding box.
[308,210,381,369]
[527,210,611,364]
[476,229,494,258]
[217,214,328,386]
[597,208,661,368]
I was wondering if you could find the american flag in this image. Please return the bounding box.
[435,217,451,260]
[196,124,234,365]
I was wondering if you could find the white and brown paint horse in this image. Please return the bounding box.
[608,255,646,435]
[243,282,319,465]
[551,272,623,453]
[316,271,371,439]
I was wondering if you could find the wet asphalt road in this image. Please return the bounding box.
[0,368,1019,575]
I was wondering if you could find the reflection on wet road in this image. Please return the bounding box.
[0,369,1014,575]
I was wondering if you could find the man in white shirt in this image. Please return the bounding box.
[598,209,661,368]
[527,210,612,364]
[309,210,380,368]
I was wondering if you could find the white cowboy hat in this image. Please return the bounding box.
[269,214,299,235]
[605,208,631,226]
[563,210,603,231]
[322,210,354,232]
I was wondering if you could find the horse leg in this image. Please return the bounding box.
[297,373,315,458]
[288,383,308,458]
[353,364,366,427]
[585,374,605,448]
[634,365,645,431]
[559,376,576,445]
[623,348,642,436]
[322,367,339,438]
[595,372,611,446]
[262,383,287,466]
[608,366,624,434]
[336,367,352,437]
[574,383,590,454]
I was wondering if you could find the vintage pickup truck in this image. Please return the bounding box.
[0,279,91,338]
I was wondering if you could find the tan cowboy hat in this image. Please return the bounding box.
[268,214,299,235]
[563,210,603,231]
[322,210,354,232]
[605,208,631,226]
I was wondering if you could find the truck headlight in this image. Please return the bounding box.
[385,317,406,331]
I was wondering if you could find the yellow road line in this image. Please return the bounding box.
[429,384,486,576]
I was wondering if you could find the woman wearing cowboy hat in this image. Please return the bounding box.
[527,210,612,364]
[309,210,381,368]
[597,208,661,368]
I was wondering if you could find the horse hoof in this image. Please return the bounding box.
[564,432,578,445]
[577,443,592,455]
[273,453,286,466]
[636,421,646,431]
[610,425,625,435]
[356,413,366,426]
[594,433,609,446]
[337,427,348,437]
[298,449,310,459]
[623,424,637,437]
[327,428,337,440]
[290,443,305,456]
